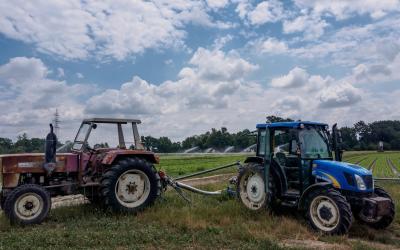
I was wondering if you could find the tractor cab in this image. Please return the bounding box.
[70,118,144,152]
[253,121,335,195]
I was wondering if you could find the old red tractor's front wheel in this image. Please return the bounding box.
[100,157,161,213]
[3,184,51,225]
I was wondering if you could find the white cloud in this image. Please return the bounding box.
[86,76,162,115]
[57,68,65,78]
[318,82,362,108]
[293,0,400,20]
[0,54,397,142]
[269,67,362,114]
[0,57,92,139]
[188,48,258,81]
[206,0,229,9]
[213,35,234,50]
[349,53,400,84]
[259,38,288,54]
[288,16,400,67]
[236,0,285,25]
[283,14,328,40]
[85,47,258,116]
[76,73,84,79]
[270,67,309,88]
[248,0,284,25]
[0,0,232,61]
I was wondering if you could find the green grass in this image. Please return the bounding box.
[1,182,399,249]
[158,153,249,177]
[1,152,400,249]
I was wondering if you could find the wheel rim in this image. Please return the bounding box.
[239,171,266,210]
[14,192,44,220]
[115,169,151,208]
[310,195,340,232]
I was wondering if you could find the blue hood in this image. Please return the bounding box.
[312,160,373,192]
[313,160,372,176]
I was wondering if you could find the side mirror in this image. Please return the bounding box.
[92,124,97,129]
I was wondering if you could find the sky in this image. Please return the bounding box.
[0,0,400,142]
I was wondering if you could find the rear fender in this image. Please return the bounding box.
[298,182,332,210]
[102,150,160,165]
[244,156,263,164]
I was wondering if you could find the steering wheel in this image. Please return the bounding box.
[85,144,97,153]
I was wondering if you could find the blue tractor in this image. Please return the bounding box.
[237,121,395,234]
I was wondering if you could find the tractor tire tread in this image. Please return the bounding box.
[100,157,161,213]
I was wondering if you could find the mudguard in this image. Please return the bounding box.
[102,150,160,165]
[298,182,332,210]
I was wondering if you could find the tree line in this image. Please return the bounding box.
[0,116,399,153]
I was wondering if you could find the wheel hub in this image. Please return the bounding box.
[24,201,34,211]
[246,174,264,203]
[126,182,138,194]
[319,205,333,221]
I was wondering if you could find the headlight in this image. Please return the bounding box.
[354,174,366,190]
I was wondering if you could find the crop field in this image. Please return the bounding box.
[1,151,400,249]
[343,151,400,178]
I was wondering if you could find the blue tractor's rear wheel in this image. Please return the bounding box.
[236,163,276,211]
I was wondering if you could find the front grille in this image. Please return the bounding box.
[363,175,373,189]
[343,172,355,186]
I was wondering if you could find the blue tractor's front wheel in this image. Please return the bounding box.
[306,188,353,235]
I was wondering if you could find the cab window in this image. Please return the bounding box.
[258,129,267,156]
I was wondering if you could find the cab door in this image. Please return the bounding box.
[257,128,271,194]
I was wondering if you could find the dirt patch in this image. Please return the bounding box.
[349,239,400,250]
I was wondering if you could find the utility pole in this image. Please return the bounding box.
[53,109,61,139]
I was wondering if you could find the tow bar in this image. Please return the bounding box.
[161,162,242,203]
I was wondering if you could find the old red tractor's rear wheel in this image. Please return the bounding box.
[100,157,161,213]
[3,184,51,225]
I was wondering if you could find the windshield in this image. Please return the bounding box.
[299,127,331,159]
[71,123,91,151]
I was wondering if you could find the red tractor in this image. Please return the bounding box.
[0,118,162,225]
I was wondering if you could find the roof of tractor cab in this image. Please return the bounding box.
[83,118,141,124]
[256,121,328,129]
